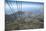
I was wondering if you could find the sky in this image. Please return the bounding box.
[5,1,44,15]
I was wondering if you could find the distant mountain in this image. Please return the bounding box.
[5,10,44,23]
[5,11,30,21]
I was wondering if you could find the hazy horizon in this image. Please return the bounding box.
[5,1,44,15]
